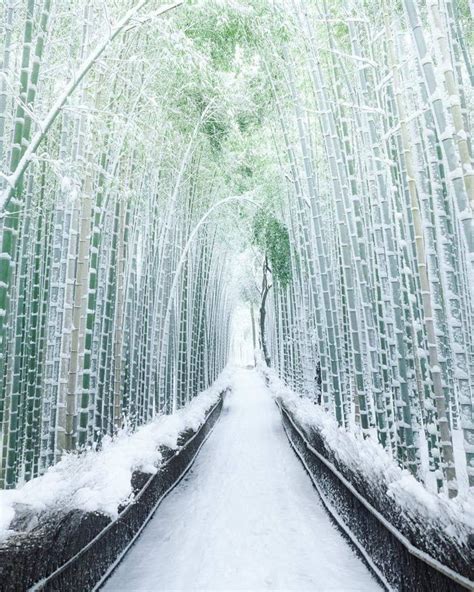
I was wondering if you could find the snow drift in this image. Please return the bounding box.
[262,364,474,583]
[0,367,234,542]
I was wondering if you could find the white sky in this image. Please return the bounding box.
[230,302,255,366]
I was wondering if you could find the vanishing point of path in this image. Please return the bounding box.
[103,368,382,591]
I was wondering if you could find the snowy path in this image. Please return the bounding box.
[103,369,382,591]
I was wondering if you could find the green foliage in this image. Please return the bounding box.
[202,110,229,153]
[252,211,291,287]
[182,1,290,71]
[183,5,250,71]
[455,0,471,20]
[456,0,473,45]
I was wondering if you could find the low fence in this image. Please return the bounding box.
[0,393,226,592]
[278,401,474,592]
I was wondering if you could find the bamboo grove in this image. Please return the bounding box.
[260,0,473,498]
[0,1,246,488]
[0,0,473,502]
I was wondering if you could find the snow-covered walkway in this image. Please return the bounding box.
[103,368,381,591]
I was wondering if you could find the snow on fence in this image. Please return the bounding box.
[0,367,233,540]
[0,373,231,591]
[264,367,474,592]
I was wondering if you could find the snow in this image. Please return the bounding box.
[263,367,474,547]
[452,429,470,493]
[0,367,234,542]
[103,368,381,591]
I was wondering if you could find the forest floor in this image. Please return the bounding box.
[103,368,382,591]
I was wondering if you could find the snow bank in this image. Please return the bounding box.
[0,367,234,542]
[263,366,474,546]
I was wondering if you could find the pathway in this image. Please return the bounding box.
[103,368,381,591]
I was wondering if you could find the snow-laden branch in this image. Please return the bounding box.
[0,0,183,212]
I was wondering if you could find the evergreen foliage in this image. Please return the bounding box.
[252,211,292,288]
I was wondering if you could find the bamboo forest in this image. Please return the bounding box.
[0,1,473,591]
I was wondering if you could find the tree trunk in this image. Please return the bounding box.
[260,256,272,367]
